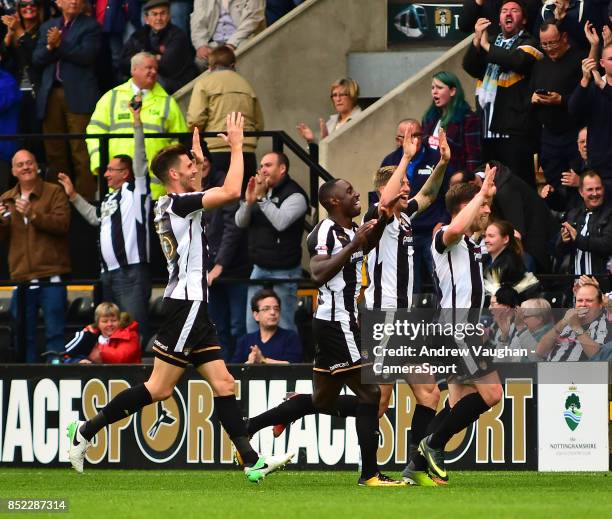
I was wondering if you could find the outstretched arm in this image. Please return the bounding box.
[202,112,244,211]
[412,128,450,214]
[441,163,496,248]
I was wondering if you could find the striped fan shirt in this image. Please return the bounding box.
[154,192,210,301]
[574,212,592,275]
[547,312,612,361]
[363,200,418,309]
[307,218,362,323]
[98,175,151,272]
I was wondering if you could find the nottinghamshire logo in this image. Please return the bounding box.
[564,385,582,431]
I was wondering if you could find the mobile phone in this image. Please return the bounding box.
[535,89,550,96]
[129,96,142,111]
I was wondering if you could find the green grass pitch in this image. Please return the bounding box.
[1,469,610,518]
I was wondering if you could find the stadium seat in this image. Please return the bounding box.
[542,291,569,308]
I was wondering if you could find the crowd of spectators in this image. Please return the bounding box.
[1,0,612,365]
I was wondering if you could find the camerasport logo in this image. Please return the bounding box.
[133,389,187,462]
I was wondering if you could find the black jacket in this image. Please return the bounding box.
[120,24,197,94]
[491,163,559,273]
[204,169,251,278]
[248,174,308,269]
[556,203,612,275]
[463,31,541,137]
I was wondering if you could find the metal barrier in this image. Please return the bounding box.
[0,130,333,218]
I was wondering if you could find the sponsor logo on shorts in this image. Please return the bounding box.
[330,361,349,371]
[154,339,168,351]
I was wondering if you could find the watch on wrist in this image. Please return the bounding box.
[572,327,585,336]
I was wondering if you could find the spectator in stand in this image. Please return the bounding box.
[59,101,152,345]
[1,0,43,160]
[537,281,611,361]
[486,286,521,360]
[63,302,141,364]
[0,65,21,193]
[556,171,612,288]
[190,0,264,70]
[120,0,197,94]
[187,45,262,190]
[297,78,362,145]
[231,289,302,364]
[32,0,101,200]
[459,0,540,34]
[483,219,540,298]
[536,0,598,50]
[0,149,70,363]
[513,298,554,362]
[569,43,612,192]
[92,0,141,85]
[235,151,308,334]
[86,51,188,200]
[265,0,304,26]
[483,160,559,273]
[463,0,543,187]
[203,143,251,362]
[422,71,482,173]
[529,22,585,191]
[380,119,451,293]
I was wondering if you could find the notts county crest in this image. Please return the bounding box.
[435,8,452,38]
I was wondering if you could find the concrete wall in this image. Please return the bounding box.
[174,0,388,191]
[319,36,476,216]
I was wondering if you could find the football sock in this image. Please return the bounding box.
[428,393,490,449]
[80,383,152,441]
[409,400,442,470]
[355,403,379,480]
[247,394,316,436]
[214,395,258,466]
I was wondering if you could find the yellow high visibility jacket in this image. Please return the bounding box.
[86,80,188,199]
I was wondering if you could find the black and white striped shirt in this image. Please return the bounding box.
[98,176,150,271]
[363,200,418,309]
[307,218,362,323]
[154,192,210,301]
[71,126,151,272]
[432,227,485,311]
[548,312,611,361]
[575,212,592,275]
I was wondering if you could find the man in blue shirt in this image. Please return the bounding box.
[231,289,303,364]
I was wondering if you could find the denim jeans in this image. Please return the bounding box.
[412,231,433,295]
[11,282,67,363]
[170,1,193,35]
[101,264,152,346]
[246,264,302,333]
[208,281,248,362]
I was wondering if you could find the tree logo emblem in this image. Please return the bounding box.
[564,386,582,431]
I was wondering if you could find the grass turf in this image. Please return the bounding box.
[0,469,610,518]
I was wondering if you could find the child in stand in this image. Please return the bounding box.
[63,302,141,364]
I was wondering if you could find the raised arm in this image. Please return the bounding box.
[441,163,496,247]
[412,128,450,213]
[202,112,244,211]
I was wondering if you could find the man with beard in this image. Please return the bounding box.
[66,113,293,482]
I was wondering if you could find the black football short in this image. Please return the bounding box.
[312,318,367,375]
[152,298,222,367]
